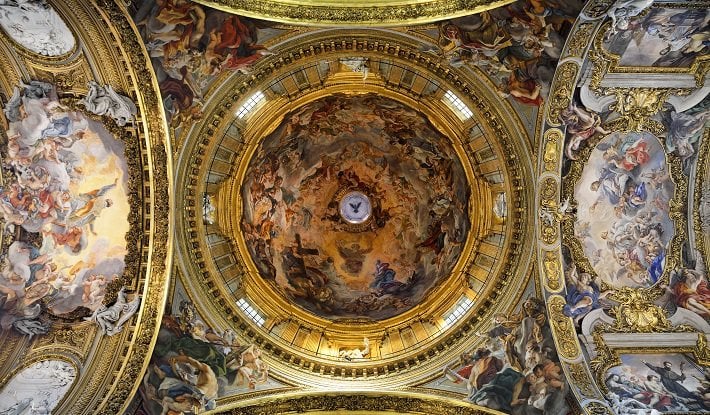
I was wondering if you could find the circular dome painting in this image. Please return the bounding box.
[241,94,471,320]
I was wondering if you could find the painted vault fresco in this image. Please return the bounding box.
[604,353,710,412]
[432,0,584,106]
[574,131,674,289]
[603,7,709,68]
[0,360,76,414]
[138,289,281,415]
[131,0,276,129]
[433,297,569,414]
[0,0,75,56]
[0,82,130,335]
[241,94,470,320]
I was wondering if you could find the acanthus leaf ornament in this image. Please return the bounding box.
[602,287,695,334]
[607,88,670,133]
[696,333,710,366]
[546,61,579,127]
[542,129,562,172]
[547,295,580,360]
[543,250,562,292]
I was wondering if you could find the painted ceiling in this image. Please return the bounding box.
[0,0,707,415]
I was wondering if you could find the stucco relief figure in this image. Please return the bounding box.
[0,360,76,414]
[338,338,370,361]
[81,81,137,126]
[661,104,710,166]
[85,287,140,336]
[562,263,608,324]
[559,102,610,160]
[0,0,75,56]
[339,57,369,80]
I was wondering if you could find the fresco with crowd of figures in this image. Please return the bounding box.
[0,81,130,336]
[573,131,674,289]
[241,94,470,320]
[130,0,282,129]
[604,353,709,412]
[603,7,709,68]
[433,0,584,106]
[137,282,281,415]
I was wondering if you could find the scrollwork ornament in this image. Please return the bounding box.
[696,333,710,366]
[543,250,562,292]
[584,401,615,415]
[194,0,514,26]
[563,22,595,59]
[542,129,562,172]
[547,295,580,360]
[588,48,609,93]
[547,61,579,126]
[582,0,615,19]
[603,287,694,333]
[590,328,620,376]
[567,362,600,398]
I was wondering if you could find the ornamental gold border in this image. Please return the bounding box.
[209,390,506,415]
[173,30,535,385]
[193,0,515,27]
[693,127,709,272]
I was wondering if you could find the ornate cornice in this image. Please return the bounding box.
[193,0,515,27]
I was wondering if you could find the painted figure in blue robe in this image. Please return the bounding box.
[371,260,397,290]
[562,270,603,323]
[468,367,524,412]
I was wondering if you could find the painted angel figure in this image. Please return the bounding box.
[662,108,710,163]
[559,103,610,160]
[605,0,654,37]
[85,287,141,336]
[66,179,117,234]
[81,81,137,126]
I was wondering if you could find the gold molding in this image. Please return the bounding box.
[213,390,506,415]
[193,0,516,27]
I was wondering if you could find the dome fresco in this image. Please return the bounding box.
[241,94,471,320]
[1,0,709,414]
